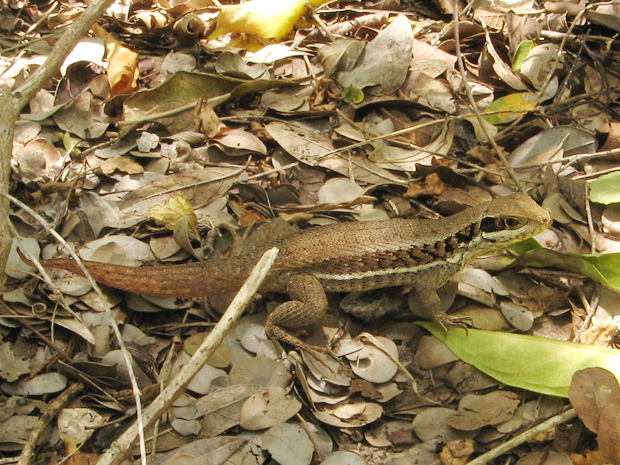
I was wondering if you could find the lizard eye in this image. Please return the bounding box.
[504,216,523,229]
[480,216,524,232]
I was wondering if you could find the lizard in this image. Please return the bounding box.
[22,192,551,355]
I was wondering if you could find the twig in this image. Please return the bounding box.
[0,0,115,329]
[466,408,577,465]
[16,383,84,465]
[536,7,587,103]
[573,286,600,343]
[96,247,279,465]
[452,0,523,191]
[0,300,73,364]
[13,0,115,106]
[1,193,149,465]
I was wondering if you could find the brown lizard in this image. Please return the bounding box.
[23,192,551,354]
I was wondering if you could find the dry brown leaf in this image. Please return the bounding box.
[100,155,144,175]
[92,24,139,96]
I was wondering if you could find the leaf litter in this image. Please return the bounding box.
[2,0,620,463]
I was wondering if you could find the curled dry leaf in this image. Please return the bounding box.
[345,336,399,383]
[439,439,475,465]
[80,236,156,263]
[215,52,267,79]
[318,39,366,77]
[301,350,347,385]
[508,126,597,166]
[239,386,302,430]
[119,71,244,136]
[365,420,415,448]
[313,400,383,428]
[212,128,267,156]
[457,268,509,296]
[101,350,155,390]
[602,204,620,236]
[519,44,562,90]
[368,119,454,170]
[149,235,183,261]
[13,138,62,181]
[92,24,139,96]
[52,93,109,140]
[54,318,96,345]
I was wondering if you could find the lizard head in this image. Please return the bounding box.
[476,193,552,250]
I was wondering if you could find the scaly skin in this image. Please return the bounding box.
[25,193,552,355]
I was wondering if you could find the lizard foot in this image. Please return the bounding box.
[433,313,473,334]
[266,324,338,373]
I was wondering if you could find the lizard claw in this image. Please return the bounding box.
[434,313,473,334]
[265,324,339,373]
[301,346,340,374]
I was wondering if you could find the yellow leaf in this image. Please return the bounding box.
[483,92,539,125]
[92,23,139,96]
[209,0,331,41]
[148,194,197,231]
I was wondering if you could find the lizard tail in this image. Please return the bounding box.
[18,249,249,298]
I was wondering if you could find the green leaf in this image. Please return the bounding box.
[512,40,535,73]
[509,237,542,255]
[417,322,620,398]
[120,71,245,137]
[55,132,81,158]
[342,85,364,104]
[577,253,620,289]
[517,249,620,291]
[483,92,539,125]
[589,172,620,205]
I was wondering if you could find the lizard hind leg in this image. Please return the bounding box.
[264,273,331,358]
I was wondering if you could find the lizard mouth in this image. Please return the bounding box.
[480,215,552,248]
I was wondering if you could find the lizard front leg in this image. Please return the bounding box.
[265,273,330,356]
[411,267,472,331]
